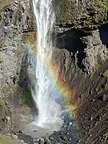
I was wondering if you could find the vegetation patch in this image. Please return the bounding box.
[95,63,101,70]
[20,87,33,107]
[0,135,12,144]
[94,0,108,21]
[0,98,5,107]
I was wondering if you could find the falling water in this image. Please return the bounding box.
[26,0,63,135]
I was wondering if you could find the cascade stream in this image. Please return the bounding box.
[24,0,63,138]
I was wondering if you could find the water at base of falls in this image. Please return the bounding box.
[24,122,57,138]
[23,0,63,137]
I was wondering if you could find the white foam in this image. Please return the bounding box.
[27,0,63,134]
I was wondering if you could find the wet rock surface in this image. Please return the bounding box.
[17,115,79,144]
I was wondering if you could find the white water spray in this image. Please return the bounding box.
[30,0,63,132]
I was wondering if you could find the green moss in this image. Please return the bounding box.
[94,0,108,21]
[95,63,101,70]
[56,0,108,29]
[96,0,108,11]
[0,98,5,107]
[20,87,33,107]
[0,135,12,144]
[103,69,108,78]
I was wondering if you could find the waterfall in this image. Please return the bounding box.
[26,0,63,134]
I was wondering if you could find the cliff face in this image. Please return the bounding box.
[54,1,108,143]
[0,1,34,143]
[56,0,108,29]
[0,0,108,144]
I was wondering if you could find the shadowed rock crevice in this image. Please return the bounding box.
[17,48,37,113]
[99,23,108,48]
[55,29,88,71]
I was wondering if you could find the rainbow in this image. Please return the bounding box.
[47,60,78,116]
[33,51,79,118]
[28,36,79,117]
